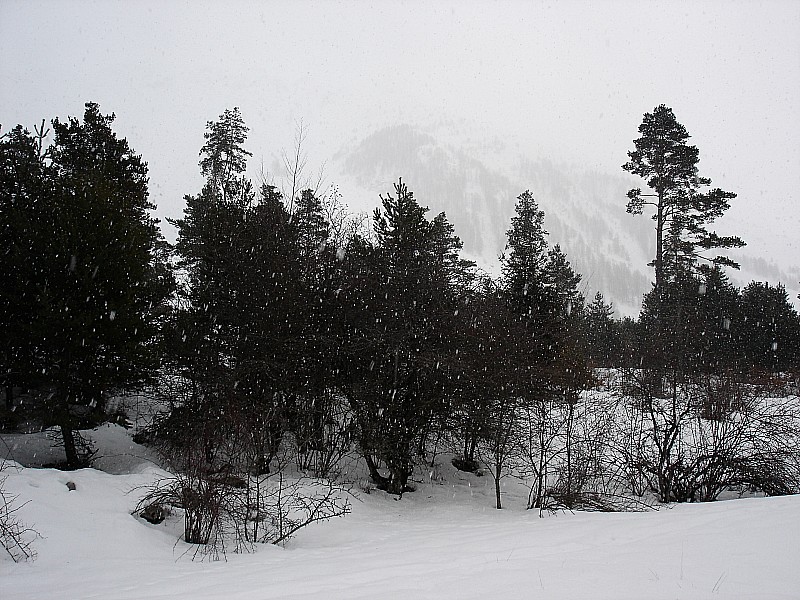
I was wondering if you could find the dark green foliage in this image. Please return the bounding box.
[463,190,592,510]
[614,316,642,368]
[500,191,588,391]
[165,109,358,485]
[636,268,800,376]
[616,106,800,504]
[501,190,549,304]
[7,100,799,515]
[623,105,748,380]
[0,104,173,467]
[332,179,467,494]
[586,292,618,366]
[739,282,800,372]
[199,107,252,202]
[168,109,304,476]
[693,267,742,372]
[1,124,51,412]
[294,188,329,279]
[623,104,744,301]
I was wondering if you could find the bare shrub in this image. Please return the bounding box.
[0,461,38,562]
[475,394,520,510]
[45,428,97,470]
[235,470,350,546]
[616,368,800,503]
[517,397,570,511]
[136,465,349,559]
[134,388,350,559]
[291,391,355,479]
[549,393,627,508]
[516,387,655,513]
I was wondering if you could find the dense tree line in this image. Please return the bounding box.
[2,103,799,537]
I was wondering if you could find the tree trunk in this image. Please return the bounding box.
[387,468,408,496]
[364,454,390,490]
[466,433,478,463]
[655,190,664,300]
[566,402,574,497]
[61,423,80,470]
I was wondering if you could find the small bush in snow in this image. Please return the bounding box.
[0,461,38,562]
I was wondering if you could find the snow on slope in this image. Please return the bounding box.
[331,124,657,316]
[2,427,799,600]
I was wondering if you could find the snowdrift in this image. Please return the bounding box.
[1,425,798,599]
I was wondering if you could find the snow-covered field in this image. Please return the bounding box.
[2,425,799,600]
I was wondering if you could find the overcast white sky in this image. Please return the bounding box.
[2,0,798,270]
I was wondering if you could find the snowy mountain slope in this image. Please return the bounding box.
[328,124,799,316]
[331,124,653,316]
[2,426,799,600]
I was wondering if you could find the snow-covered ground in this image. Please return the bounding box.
[1,425,798,600]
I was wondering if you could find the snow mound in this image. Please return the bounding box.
[1,450,798,599]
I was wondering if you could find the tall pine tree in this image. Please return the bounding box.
[623,104,744,300]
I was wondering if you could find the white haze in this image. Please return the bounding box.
[1,0,798,310]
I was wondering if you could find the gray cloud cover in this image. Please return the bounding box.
[2,0,798,276]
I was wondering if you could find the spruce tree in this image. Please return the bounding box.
[585,292,619,366]
[694,266,741,372]
[501,190,550,305]
[500,190,563,368]
[739,282,800,372]
[500,190,592,508]
[169,109,307,474]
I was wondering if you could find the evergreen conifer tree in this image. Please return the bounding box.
[1,104,172,467]
[739,282,800,372]
[586,292,616,366]
[623,104,744,302]
[0,125,51,415]
[336,179,462,494]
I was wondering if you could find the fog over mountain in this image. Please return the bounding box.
[329,124,798,316]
